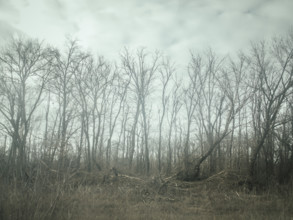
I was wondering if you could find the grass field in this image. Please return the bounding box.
[1,170,292,220]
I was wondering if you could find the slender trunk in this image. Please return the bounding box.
[129,102,140,169]
[60,85,67,170]
[84,113,91,172]
[184,120,191,170]
[158,108,166,172]
[167,122,173,175]
[99,107,106,163]
[229,114,235,168]
[43,92,50,159]
[141,102,150,175]
[77,113,84,170]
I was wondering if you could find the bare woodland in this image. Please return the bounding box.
[1,32,293,219]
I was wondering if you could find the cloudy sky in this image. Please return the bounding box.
[0,0,292,65]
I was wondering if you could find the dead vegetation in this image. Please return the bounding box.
[1,169,292,220]
[1,33,293,219]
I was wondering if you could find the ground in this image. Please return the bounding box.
[1,170,293,219]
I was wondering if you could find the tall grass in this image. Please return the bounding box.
[1,169,293,220]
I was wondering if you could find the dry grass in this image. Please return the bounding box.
[1,170,293,220]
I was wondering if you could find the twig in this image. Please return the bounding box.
[120,174,145,182]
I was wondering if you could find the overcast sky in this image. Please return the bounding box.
[0,0,292,65]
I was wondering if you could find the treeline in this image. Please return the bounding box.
[0,33,293,184]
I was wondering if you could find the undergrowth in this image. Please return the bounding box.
[1,169,292,220]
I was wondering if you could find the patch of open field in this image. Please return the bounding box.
[1,170,292,219]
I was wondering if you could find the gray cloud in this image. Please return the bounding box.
[0,0,292,65]
[0,21,22,45]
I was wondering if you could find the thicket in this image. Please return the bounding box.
[0,32,293,186]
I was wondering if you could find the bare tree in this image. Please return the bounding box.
[73,55,113,171]
[181,54,201,172]
[0,37,55,178]
[121,48,160,174]
[226,53,250,168]
[158,58,173,172]
[248,36,293,179]
[51,39,88,170]
[105,69,130,167]
[166,79,182,174]
[178,50,249,180]
[90,58,112,168]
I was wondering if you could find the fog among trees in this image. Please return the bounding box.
[1,0,293,217]
[1,31,293,184]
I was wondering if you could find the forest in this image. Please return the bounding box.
[1,32,293,219]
